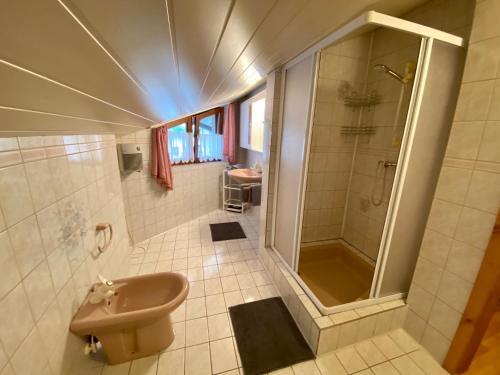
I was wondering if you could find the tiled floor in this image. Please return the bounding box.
[99,207,281,375]
[269,329,449,375]
[87,207,448,375]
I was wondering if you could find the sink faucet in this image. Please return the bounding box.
[89,275,115,304]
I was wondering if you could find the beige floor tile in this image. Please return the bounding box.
[188,247,202,257]
[185,343,211,375]
[216,253,232,264]
[218,264,236,277]
[315,351,347,375]
[172,258,188,271]
[204,291,225,311]
[158,348,184,375]
[335,346,368,374]
[167,321,186,351]
[354,340,386,366]
[204,265,220,279]
[155,261,172,272]
[210,337,238,374]
[371,335,404,359]
[391,355,425,375]
[388,329,420,353]
[251,271,271,286]
[186,317,209,346]
[224,291,244,308]
[408,350,448,375]
[221,276,240,292]
[236,274,256,289]
[186,297,207,319]
[205,278,223,295]
[268,367,294,374]
[188,267,205,281]
[292,360,322,375]
[370,362,400,375]
[246,259,264,272]
[353,370,374,374]
[101,362,131,375]
[241,287,261,303]
[171,301,186,323]
[188,280,206,299]
[129,354,158,375]
[208,313,232,341]
[232,262,250,274]
[258,285,279,299]
[188,256,203,269]
[203,254,218,267]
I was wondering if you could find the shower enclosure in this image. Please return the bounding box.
[271,12,465,314]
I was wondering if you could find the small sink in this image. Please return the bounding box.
[70,272,189,364]
[229,168,262,184]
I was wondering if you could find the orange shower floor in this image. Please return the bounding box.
[298,243,375,307]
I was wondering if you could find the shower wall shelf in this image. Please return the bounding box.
[343,94,380,107]
[341,126,376,135]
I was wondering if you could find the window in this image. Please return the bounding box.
[240,90,266,152]
[166,107,224,164]
[197,114,223,162]
[168,122,193,164]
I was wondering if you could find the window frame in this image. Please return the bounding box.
[166,107,224,165]
[239,90,266,152]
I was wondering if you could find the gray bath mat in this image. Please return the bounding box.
[209,222,246,241]
[229,297,315,375]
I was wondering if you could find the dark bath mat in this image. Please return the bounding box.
[229,297,315,375]
[209,222,246,241]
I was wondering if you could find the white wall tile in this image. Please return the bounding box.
[454,81,494,122]
[0,164,34,226]
[0,231,21,301]
[8,216,45,277]
[477,122,500,162]
[434,166,472,205]
[454,207,496,249]
[446,240,483,283]
[0,284,34,357]
[420,325,450,364]
[22,261,56,321]
[11,328,49,375]
[0,135,132,375]
[428,299,461,340]
[24,159,57,211]
[436,271,473,312]
[426,199,462,237]
[0,138,19,152]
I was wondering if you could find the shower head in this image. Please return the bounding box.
[373,64,405,83]
[373,61,416,84]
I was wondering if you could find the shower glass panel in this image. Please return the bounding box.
[298,28,422,308]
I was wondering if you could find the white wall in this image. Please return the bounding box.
[0,134,131,375]
[404,0,500,363]
[301,34,370,244]
[118,129,225,243]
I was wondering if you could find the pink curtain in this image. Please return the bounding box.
[223,103,237,164]
[151,126,173,190]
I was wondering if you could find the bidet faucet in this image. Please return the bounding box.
[89,274,115,304]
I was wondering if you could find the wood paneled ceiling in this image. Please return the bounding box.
[0,0,427,135]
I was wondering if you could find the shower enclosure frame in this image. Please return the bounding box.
[270,10,465,315]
